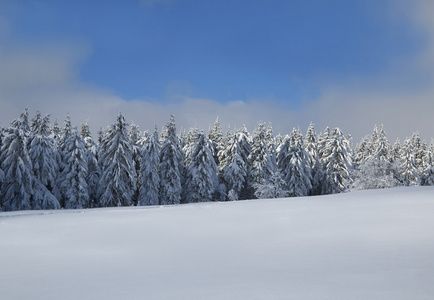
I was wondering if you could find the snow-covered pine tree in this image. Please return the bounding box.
[159,115,183,205]
[59,130,89,209]
[0,127,4,148]
[249,122,274,196]
[223,153,246,201]
[28,113,61,209]
[137,130,149,149]
[399,138,420,186]
[218,126,251,201]
[318,126,330,160]
[410,132,427,177]
[10,107,31,133]
[274,133,284,151]
[78,121,100,206]
[83,131,100,208]
[353,135,370,169]
[61,114,73,149]
[138,127,160,206]
[214,126,232,200]
[30,111,42,134]
[253,171,289,199]
[98,114,137,207]
[97,127,104,146]
[0,127,33,211]
[368,125,379,155]
[50,119,61,144]
[391,138,402,162]
[235,126,252,199]
[183,125,199,167]
[429,139,434,156]
[352,125,399,190]
[80,121,91,139]
[128,123,142,205]
[320,127,353,194]
[421,150,434,186]
[179,128,187,149]
[58,114,73,163]
[218,126,233,172]
[277,129,312,197]
[265,123,278,172]
[208,117,223,166]
[185,132,218,203]
[304,122,320,195]
[313,127,331,194]
[128,123,141,146]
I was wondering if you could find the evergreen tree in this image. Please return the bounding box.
[61,114,73,148]
[218,126,233,172]
[410,132,427,176]
[98,114,137,207]
[50,119,61,143]
[368,125,379,155]
[320,128,352,194]
[138,128,160,206]
[235,126,252,199]
[183,125,200,167]
[400,139,419,186]
[78,122,100,206]
[84,133,100,208]
[265,123,278,172]
[185,132,218,203]
[57,114,73,196]
[249,122,274,195]
[254,171,289,199]
[128,123,142,205]
[59,130,89,209]
[29,114,61,206]
[208,117,223,166]
[274,133,284,150]
[421,151,434,186]
[218,127,251,201]
[0,127,33,211]
[159,115,183,205]
[11,107,31,133]
[277,129,312,197]
[223,153,247,201]
[80,121,91,139]
[391,138,401,161]
[352,125,399,190]
[352,158,399,190]
[353,136,370,169]
[30,111,42,134]
[97,127,104,146]
[128,123,141,146]
[304,122,320,195]
[137,130,149,149]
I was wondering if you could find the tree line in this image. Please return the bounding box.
[0,108,433,211]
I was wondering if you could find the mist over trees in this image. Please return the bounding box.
[1,108,433,211]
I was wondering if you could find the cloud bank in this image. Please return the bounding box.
[1,1,434,143]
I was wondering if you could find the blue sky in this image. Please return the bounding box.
[0,0,433,141]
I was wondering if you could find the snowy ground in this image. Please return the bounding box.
[1,187,434,300]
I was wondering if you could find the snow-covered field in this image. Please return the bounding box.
[1,187,434,300]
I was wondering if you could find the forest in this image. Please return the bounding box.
[0,108,433,211]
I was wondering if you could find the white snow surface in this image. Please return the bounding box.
[1,186,434,300]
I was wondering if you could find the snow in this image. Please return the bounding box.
[1,186,434,300]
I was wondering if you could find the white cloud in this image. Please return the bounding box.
[290,0,434,143]
[1,0,434,144]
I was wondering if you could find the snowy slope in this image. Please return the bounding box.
[1,187,434,300]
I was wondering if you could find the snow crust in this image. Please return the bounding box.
[1,186,434,300]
